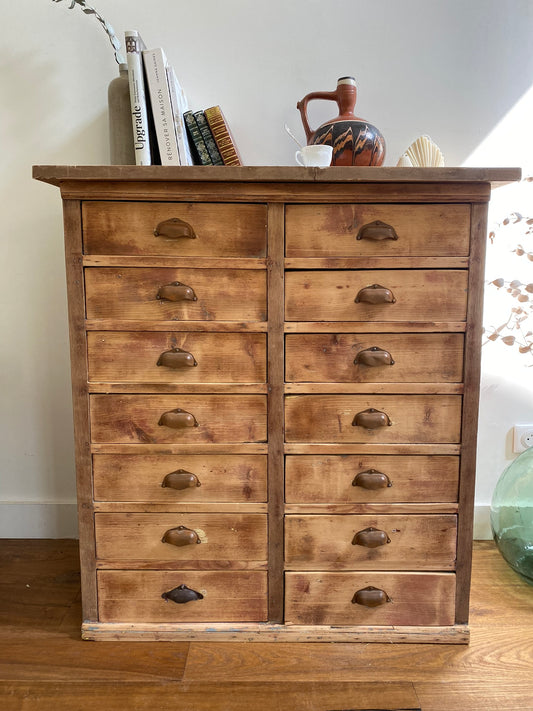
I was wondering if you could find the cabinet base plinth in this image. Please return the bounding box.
[82,622,469,644]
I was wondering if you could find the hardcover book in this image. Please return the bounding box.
[193,111,224,165]
[204,105,243,166]
[183,111,213,165]
[125,30,152,165]
[142,47,180,165]
[166,66,194,166]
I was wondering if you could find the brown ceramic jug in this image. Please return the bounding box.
[297,76,385,166]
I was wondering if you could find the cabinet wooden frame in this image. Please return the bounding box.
[34,165,520,643]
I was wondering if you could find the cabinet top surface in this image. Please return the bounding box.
[32,165,521,188]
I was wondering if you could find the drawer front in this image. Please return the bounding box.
[85,268,267,321]
[94,454,267,503]
[98,570,267,622]
[285,270,467,322]
[285,572,456,626]
[88,332,267,384]
[285,204,470,257]
[90,394,267,444]
[285,333,464,383]
[285,394,462,444]
[83,202,267,257]
[284,514,457,570]
[95,513,267,563]
[285,455,459,504]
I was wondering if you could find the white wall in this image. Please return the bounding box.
[1,0,532,537]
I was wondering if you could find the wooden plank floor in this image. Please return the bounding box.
[1,540,532,710]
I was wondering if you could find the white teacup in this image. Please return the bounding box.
[295,144,333,167]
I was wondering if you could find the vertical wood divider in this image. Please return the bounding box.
[62,198,97,620]
[267,202,285,622]
[455,199,489,623]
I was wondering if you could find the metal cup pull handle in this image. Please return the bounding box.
[157,348,198,369]
[162,525,201,547]
[162,584,204,604]
[352,586,391,607]
[158,408,199,429]
[157,281,198,302]
[352,527,391,548]
[154,218,197,240]
[352,408,392,429]
[354,284,396,304]
[356,220,399,242]
[352,469,392,490]
[161,469,201,490]
[354,346,394,367]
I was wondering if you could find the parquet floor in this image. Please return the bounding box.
[0,539,532,710]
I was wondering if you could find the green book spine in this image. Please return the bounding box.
[193,111,224,165]
[183,111,212,165]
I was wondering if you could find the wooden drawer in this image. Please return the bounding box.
[285,455,459,504]
[285,270,467,322]
[285,204,470,257]
[88,332,267,384]
[85,268,267,321]
[285,333,464,383]
[90,394,267,444]
[98,570,267,622]
[95,513,267,563]
[83,202,267,257]
[285,572,456,626]
[285,394,462,444]
[94,454,267,503]
[284,514,457,570]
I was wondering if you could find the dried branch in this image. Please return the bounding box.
[484,177,533,364]
[52,0,124,64]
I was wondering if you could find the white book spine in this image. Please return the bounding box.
[166,66,194,166]
[143,48,180,166]
[125,30,151,165]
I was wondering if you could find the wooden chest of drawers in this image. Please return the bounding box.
[34,165,519,643]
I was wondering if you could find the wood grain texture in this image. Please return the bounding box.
[285,333,464,383]
[89,394,267,444]
[285,270,468,322]
[83,201,267,257]
[285,394,462,444]
[87,331,267,384]
[84,255,269,269]
[285,571,456,626]
[33,163,520,187]
[98,570,268,622]
[85,268,267,321]
[285,454,459,503]
[94,513,267,563]
[266,203,286,622]
[284,514,457,570]
[61,200,96,620]
[93,453,267,503]
[3,538,532,708]
[0,682,421,711]
[285,203,470,257]
[455,201,489,623]
[285,256,469,269]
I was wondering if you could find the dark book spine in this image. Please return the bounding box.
[193,111,224,165]
[183,111,212,165]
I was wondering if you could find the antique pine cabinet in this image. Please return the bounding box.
[34,165,519,643]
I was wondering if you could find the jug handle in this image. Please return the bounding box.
[297,91,338,143]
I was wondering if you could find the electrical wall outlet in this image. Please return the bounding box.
[513,425,533,453]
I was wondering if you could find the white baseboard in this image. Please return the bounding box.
[0,502,78,538]
[0,502,494,540]
[473,505,493,540]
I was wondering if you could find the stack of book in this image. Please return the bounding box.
[125,30,242,167]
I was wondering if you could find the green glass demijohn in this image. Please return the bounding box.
[490,445,533,584]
